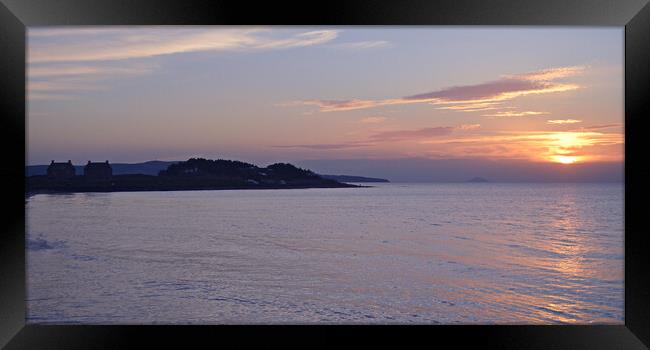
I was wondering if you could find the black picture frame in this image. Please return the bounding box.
[1,0,649,348]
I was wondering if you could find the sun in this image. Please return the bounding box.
[551,155,579,164]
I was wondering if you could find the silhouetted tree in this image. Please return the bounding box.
[265,163,320,180]
[159,158,257,177]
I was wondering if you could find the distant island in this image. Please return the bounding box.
[467,177,489,183]
[26,158,363,195]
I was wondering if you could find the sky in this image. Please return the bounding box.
[27,27,624,180]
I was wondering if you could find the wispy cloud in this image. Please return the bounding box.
[546,121,620,131]
[547,119,582,124]
[28,62,160,100]
[28,93,78,101]
[332,41,390,50]
[457,124,481,130]
[275,124,467,150]
[28,80,105,92]
[28,28,340,101]
[483,111,548,117]
[359,116,388,124]
[288,65,585,113]
[436,102,503,112]
[272,141,373,150]
[300,99,382,112]
[577,124,621,130]
[369,127,454,142]
[504,65,586,81]
[28,63,159,78]
[29,28,339,63]
[401,79,574,103]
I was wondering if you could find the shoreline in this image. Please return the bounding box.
[25,184,370,198]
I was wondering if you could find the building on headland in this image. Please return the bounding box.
[47,160,76,180]
[84,161,112,181]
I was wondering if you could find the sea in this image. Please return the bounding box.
[25,182,624,324]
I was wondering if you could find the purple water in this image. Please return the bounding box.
[26,183,624,324]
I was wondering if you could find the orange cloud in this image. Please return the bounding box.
[457,124,481,130]
[420,130,623,163]
[436,102,503,111]
[483,111,548,117]
[300,99,380,112]
[402,80,575,104]
[360,116,388,124]
[291,66,584,113]
[548,119,582,124]
[578,124,621,130]
[506,65,587,81]
[271,127,622,165]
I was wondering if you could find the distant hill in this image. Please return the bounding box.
[467,177,488,183]
[320,174,389,183]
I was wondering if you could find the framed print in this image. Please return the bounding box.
[1,0,649,348]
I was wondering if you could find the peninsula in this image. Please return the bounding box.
[26,158,361,195]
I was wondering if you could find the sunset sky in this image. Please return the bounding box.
[27,27,624,179]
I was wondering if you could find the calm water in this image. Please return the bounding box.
[26,183,624,324]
